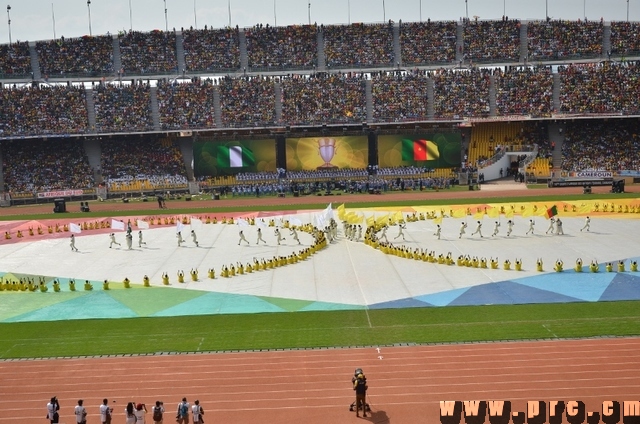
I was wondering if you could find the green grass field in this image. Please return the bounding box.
[1,301,640,359]
[1,191,639,359]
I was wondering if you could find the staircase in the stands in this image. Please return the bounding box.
[603,22,612,57]
[85,88,97,133]
[316,29,326,71]
[393,22,402,67]
[28,41,41,80]
[175,32,186,74]
[112,35,122,75]
[520,20,529,61]
[149,86,161,131]
[238,30,248,72]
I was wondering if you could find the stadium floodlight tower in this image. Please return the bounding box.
[86,0,92,36]
[164,0,168,32]
[6,4,11,45]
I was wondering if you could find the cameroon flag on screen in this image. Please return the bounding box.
[217,145,255,168]
[402,139,439,161]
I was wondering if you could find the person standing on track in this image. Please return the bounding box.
[75,400,87,424]
[176,398,190,424]
[47,397,60,424]
[99,399,112,424]
[125,403,136,424]
[191,400,204,424]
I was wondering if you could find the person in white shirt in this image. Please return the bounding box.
[134,403,147,424]
[47,397,60,424]
[125,403,136,424]
[75,400,87,424]
[471,221,483,238]
[138,231,147,247]
[581,216,591,232]
[100,399,112,424]
[190,230,199,247]
[191,400,204,424]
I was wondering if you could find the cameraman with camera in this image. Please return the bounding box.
[47,397,60,424]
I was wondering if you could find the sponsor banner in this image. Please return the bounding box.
[570,171,613,179]
[550,179,612,187]
[36,189,84,198]
[618,170,640,177]
[465,115,531,123]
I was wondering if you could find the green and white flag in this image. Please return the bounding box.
[217,145,255,168]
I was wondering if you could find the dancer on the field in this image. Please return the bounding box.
[471,221,483,238]
[238,230,250,245]
[70,234,79,252]
[580,216,591,232]
[491,221,500,237]
[138,231,147,247]
[256,228,267,245]
[109,233,121,248]
[506,220,514,237]
[459,222,468,239]
[546,217,555,235]
[191,230,199,247]
[526,219,535,235]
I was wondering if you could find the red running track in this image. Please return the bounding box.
[1,338,639,424]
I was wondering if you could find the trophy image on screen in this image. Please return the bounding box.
[317,138,339,169]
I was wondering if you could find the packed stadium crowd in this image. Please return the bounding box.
[323,23,395,68]
[1,20,639,197]
[494,66,554,117]
[119,30,178,75]
[561,120,640,172]
[182,27,240,72]
[431,68,491,118]
[92,82,154,133]
[400,21,457,65]
[218,75,276,127]
[2,139,94,193]
[281,73,367,125]
[2,60,640,137]
[35,36,114,77]
[4,19,640,81]
[157,78,217,130]
[463,18,520,63]
[246,24,318,70]
[610,21,640,56]
[527,20,603,60]
[99,138,187,185]
[371,71,429,122]
[0,41,32,77]
[0,84,88,136]
[559,61,640,115]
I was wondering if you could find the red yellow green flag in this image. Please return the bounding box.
[401,139,439,161]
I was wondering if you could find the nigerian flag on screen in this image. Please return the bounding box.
[217,145,255,168]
